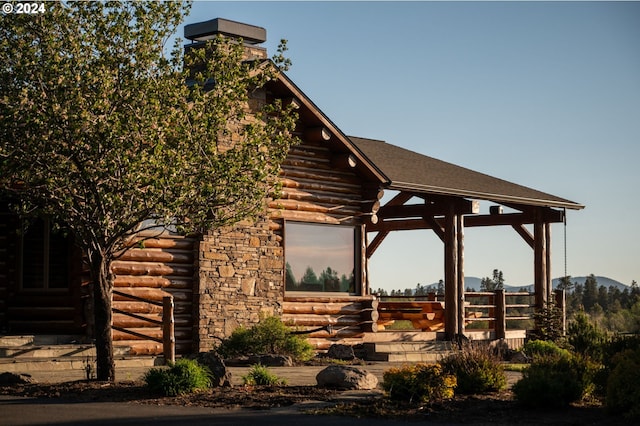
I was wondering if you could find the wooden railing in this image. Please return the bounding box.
[112,289,175,363]
[376,290,566,338]
[464,290,535,338]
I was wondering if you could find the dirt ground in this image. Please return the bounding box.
[0,379,630,425]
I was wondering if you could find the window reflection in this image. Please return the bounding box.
[285,222,355,293]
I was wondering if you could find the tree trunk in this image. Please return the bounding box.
[91,253,115,382]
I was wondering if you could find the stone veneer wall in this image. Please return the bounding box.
[194,216,284,352]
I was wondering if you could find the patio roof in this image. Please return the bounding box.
[350,137,584,210]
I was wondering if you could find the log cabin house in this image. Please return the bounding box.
[0,19,583,359]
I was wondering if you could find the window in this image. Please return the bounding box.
[285,222,358,294]
[20,218,70,290]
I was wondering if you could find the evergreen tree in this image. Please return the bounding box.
[285,262,297,290]
[301,267,319,285]
[582,275,599,311]
[480,269,505,291]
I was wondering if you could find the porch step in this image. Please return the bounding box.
[0,334,156,374]
[363,340,455,363]
[0,355,162,374]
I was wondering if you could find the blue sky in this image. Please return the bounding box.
[180,1,640,292]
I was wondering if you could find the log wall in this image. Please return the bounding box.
[111,235,197,355]
[195,137,374,352]
[283,296,378,350]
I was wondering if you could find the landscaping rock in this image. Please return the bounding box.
[247,354,293,366]
[195,351,232,387]
[316,365,378,390]
[327,344,355,360]
[508,350,529,363]
[0,372,34,386]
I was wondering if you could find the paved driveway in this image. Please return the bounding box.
[0,395,412,426]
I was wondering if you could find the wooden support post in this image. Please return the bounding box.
[444,208,458,340]
[162,296,175,364]
[534,209,547,310]
[546,222,553,303]
[456,214,465,337]
[495,289,506,340]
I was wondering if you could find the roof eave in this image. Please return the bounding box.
[389,181,585,210]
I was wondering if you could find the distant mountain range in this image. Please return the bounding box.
[456,275,630,292]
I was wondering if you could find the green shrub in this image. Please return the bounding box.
[216,316,314,362]
[593,334,640,396]
[512,353,597,408]
[144,358,212,396]
[382,363,456,403]
[242,364,286,386]
[606,347,640,419]
[522,339,572,361]
[440,343,506,394]
[567,311,608,362]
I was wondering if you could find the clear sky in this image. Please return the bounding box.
[179,1,640,292]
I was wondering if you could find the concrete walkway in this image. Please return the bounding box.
[18,362,400,386]
[16,362,521,388]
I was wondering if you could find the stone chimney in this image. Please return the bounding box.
[184,18,268,61]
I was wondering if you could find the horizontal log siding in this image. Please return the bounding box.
[272,142,371,348]
[283,296,378,349]
[195,140,372,352]
[111,235,197,356]
[272,143,365,226]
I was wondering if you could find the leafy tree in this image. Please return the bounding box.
[0,2,297,381]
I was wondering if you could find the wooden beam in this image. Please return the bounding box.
[378,199,478,220]
[512,224,534,249]
[384,191,413,207]
[304,127,331,143]
[425,215,445,242]
[331,154,357,169]
[366,230,388,258]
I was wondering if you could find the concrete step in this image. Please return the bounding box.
[362,340,455,363]
[0,345,96,358]
[0,335,85,346]
[0,335,36,346]
[0,343,132,358]
[0,355,162,374]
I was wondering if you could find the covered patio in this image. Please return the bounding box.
[351,136,584,341]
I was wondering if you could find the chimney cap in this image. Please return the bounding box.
[184,18,266,44]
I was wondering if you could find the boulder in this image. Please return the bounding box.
[327,344,355,361]
[316,365,378,390]
[195,351,232,387]
[0,372,34,386]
